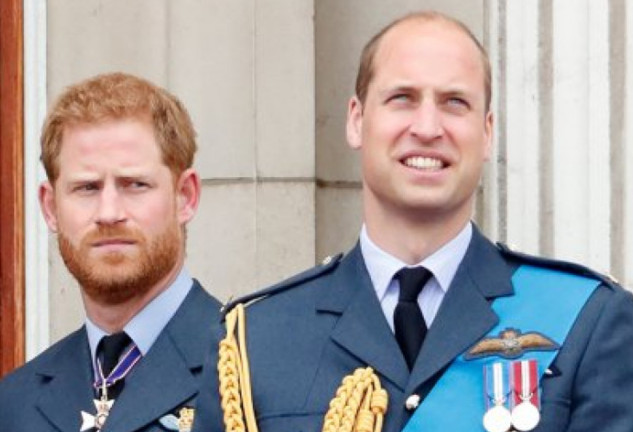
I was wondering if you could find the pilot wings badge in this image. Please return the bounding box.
[465,328,559,360]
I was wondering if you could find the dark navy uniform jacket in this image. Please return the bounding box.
[0,281,222,432]
[193,226,633,432]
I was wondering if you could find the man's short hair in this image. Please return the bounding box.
[41,72,197,182]
[354,11,492,112]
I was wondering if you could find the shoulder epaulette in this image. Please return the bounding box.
[220,253,344,318]
[496,242,621,289]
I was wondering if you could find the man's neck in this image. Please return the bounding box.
[363,202,472,265]
[82,262,183,333]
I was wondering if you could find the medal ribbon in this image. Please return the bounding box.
[93,344,143,390]
[401,264,600,432]
[484,362,510,409]
[512,359,539,408]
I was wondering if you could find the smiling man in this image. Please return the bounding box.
[0,73,222,432]
[193,11,633,432]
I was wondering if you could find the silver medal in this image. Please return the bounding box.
[511,400,541,431]
[80,398,114,431]
[483,404,512,432]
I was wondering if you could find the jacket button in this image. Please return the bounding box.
[405,394,420,410]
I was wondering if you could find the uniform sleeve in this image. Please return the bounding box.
[567,286,633,432]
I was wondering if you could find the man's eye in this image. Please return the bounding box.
[127,181,150,190]
[446,97,469,108]
[388,93,411,102]
[75,183,98,192]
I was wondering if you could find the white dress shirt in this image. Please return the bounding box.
[359,222,472,331]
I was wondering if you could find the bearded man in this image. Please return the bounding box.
[0,72,222,432]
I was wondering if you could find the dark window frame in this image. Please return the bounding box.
[0,0,25,377]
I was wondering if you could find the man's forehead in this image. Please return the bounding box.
[368,18,487,93]
[58,119,158,154]
[56,121,165,171]
[375,18,481,63]
[62,165,156,178]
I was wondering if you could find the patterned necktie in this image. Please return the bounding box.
[394,267,433,369]
[97,332,131,399]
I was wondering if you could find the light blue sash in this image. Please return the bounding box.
[402,264,600,431]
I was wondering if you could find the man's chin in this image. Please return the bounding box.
[81,276,143,305]
[59,223,182,307]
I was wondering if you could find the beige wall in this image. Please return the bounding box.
[46,0,319,339]
[41,0,633,344]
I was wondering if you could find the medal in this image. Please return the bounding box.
[483,405,512,432]
[79,344,142,431]
[80,398,114,431]
[511,360,541,431]
[483,362,512,432]
[512,401,540,431]
[80,380,114,431]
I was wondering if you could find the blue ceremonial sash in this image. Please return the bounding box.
[402,264,600,432]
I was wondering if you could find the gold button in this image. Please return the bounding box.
[405,394,420,410]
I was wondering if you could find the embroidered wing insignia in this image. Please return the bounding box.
[465,328,559,360]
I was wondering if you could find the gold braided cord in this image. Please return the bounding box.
[322,367,388,432]
[218,304,388,432]
[218,304,259,432]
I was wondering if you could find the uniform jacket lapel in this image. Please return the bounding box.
[407,227,515,395]
[102,282,218,432]
[317,245,410,392]
[35,329,95,432]
[317,229,516,395]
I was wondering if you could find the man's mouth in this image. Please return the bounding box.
[402,156,445,171]
[92,238,136,247]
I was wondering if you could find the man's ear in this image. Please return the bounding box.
[346,96,364,150]
[175,168,201,224]
[39,181,59,232]
[483,111,494,161]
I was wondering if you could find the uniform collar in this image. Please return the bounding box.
[359,222,472,301]
[85,267,193,374]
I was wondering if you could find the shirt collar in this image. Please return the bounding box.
[86,267,193,368]
[360,222,472,301]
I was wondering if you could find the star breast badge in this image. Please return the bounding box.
[465,328,559,360]
[80,398,114,431]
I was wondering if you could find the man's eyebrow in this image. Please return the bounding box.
[441,90,472,101]
[64,173,101,183]
[380,84,417,94]
[116,174,153,183]
[375,85,418,101]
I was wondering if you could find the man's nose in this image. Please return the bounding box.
[95,184,126,225]
[409,100,443,141]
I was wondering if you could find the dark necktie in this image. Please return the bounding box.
[394,267,432,369]
[97,331,131,399]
